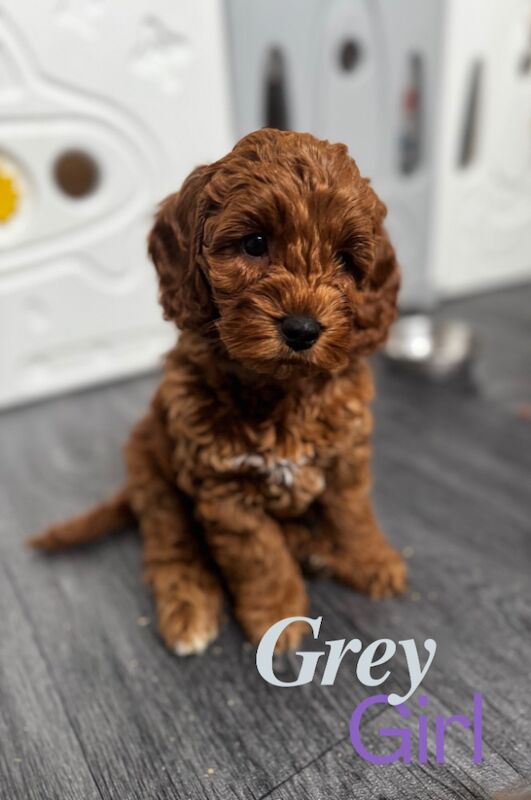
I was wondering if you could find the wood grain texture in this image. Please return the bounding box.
[0,285,530,799]
[0,559,103,800]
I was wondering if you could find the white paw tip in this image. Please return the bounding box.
[172,628,218,657]
[308,554,328,569]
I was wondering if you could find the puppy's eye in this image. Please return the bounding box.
[241,234,268,258]
[337,251,366,287]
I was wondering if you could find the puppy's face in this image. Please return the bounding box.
[150,130,399,378]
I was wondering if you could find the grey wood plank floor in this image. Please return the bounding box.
[1,284,530,800]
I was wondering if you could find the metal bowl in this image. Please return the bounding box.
[383,314,476,380]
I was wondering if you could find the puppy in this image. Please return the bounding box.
[30,129,407,655]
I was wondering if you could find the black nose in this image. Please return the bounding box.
[280,315,322,351]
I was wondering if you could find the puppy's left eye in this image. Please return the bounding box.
[337,251,366,287]
[241,234,268,258]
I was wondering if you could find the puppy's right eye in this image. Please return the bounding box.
[337,251,366,287]
[241,234,268,258]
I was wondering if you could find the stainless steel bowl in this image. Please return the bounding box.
[383,314,476,380]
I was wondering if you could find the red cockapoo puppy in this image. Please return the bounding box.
[30,129,407,654]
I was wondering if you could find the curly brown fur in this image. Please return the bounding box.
[30,129,407,654]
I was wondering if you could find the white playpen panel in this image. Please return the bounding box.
[0,0,234,408]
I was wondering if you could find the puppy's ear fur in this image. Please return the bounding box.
[148,164,216,330]
[356,188,400,353]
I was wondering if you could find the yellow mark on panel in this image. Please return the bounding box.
[0,170,19,223]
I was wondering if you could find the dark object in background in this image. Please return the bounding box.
[399,53,424,175]
[264,47,290,130]
[458,60,483,168]
[338,38,363,72]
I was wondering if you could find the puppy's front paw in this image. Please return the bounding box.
[340,546,408,599]
[155,580,224,657]
[172,625,219,657]
[236,580,309,652]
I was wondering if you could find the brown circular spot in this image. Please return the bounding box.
[53,150,100,198]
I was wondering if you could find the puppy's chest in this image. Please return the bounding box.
[225,450,325,517]
[181,394,367,517]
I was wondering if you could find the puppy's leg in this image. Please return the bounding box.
[197,483,308,651]
[318,486,407,598]
[282,520,334,576]
[126,416,224,655]
[293,449,406,598]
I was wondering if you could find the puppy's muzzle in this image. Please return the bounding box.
[280,315,322,351]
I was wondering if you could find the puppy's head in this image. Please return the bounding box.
[149,129,399,378]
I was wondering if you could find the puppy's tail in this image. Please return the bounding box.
[28,488,135,551]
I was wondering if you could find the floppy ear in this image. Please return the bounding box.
[355,191,400,353]
[148,164,217,330]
